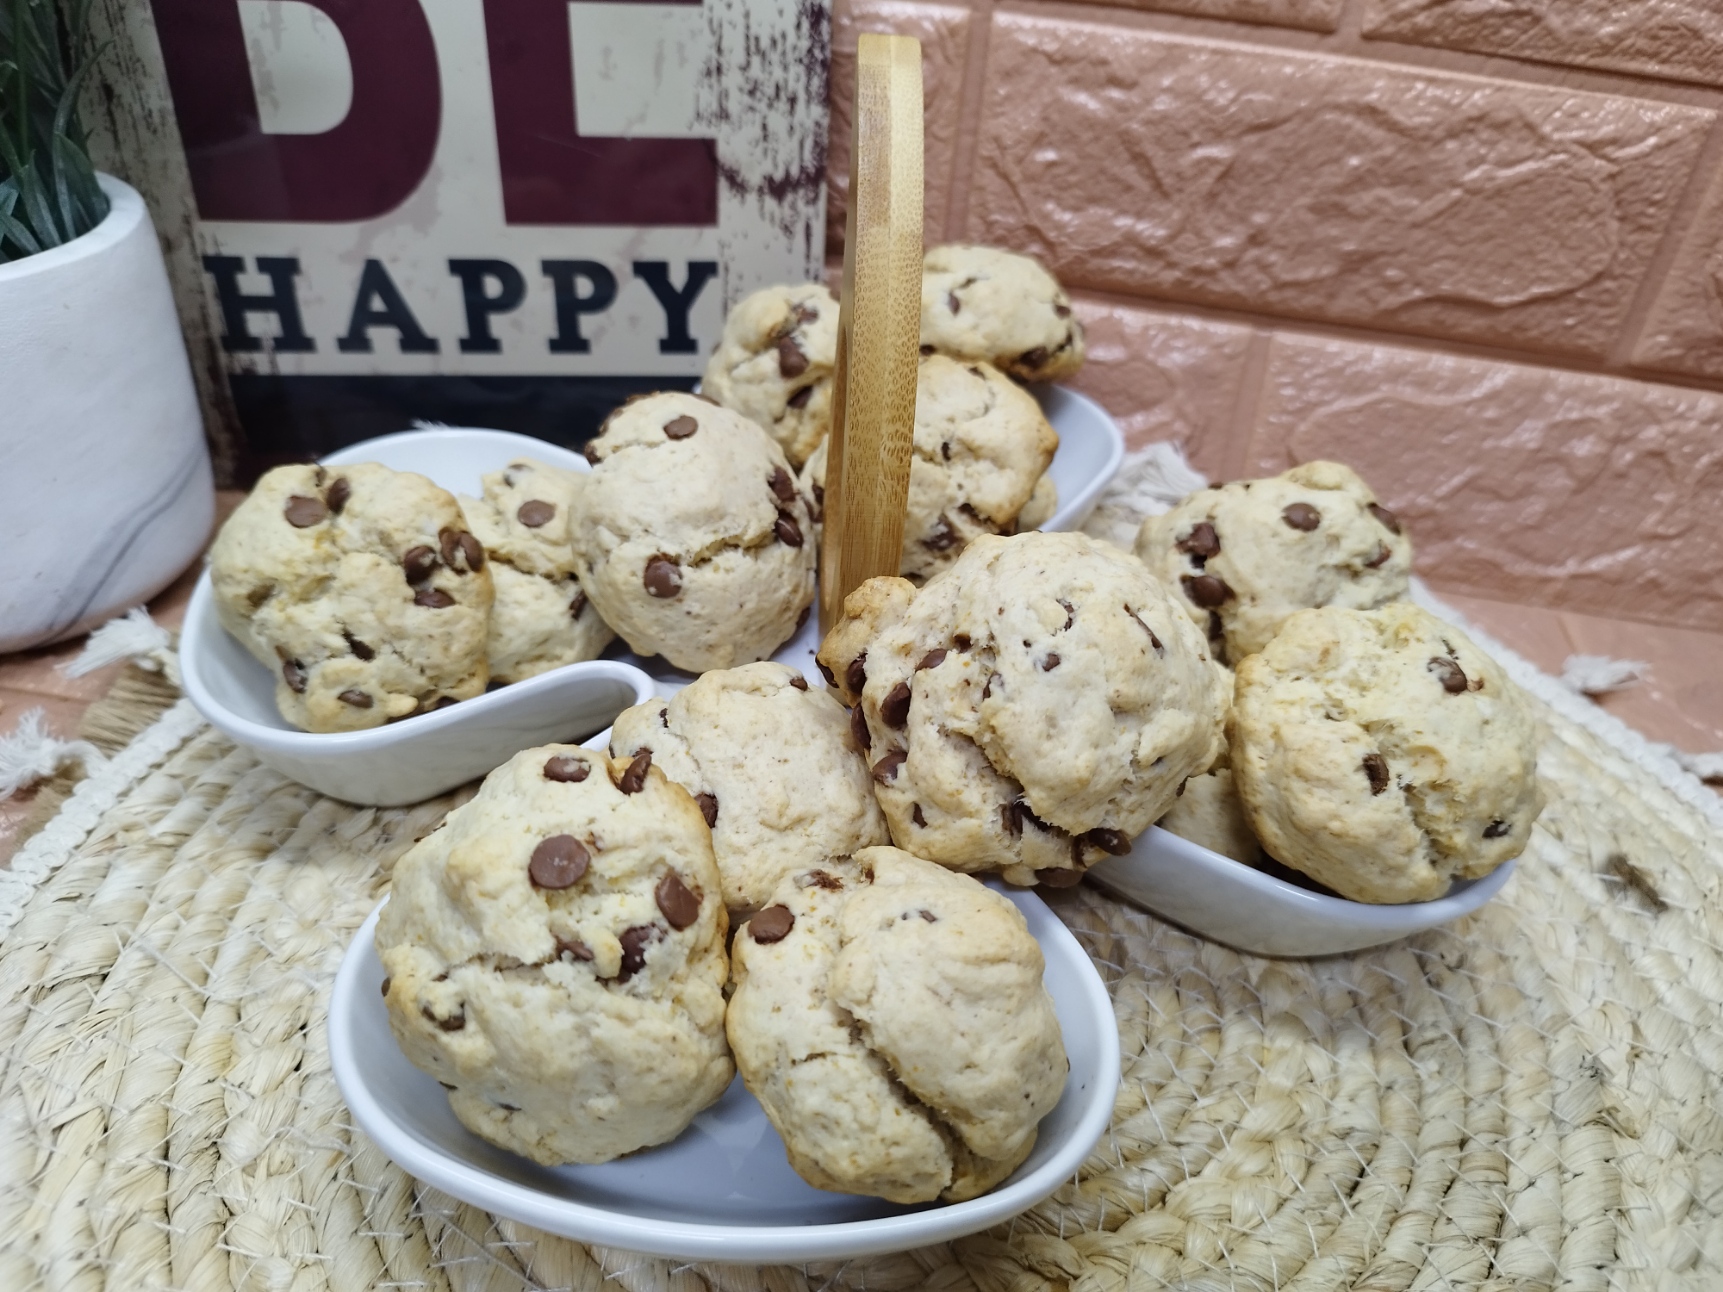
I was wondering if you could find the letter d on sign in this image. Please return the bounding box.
[151,0,441,221]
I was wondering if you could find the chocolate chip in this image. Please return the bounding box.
[543,754,590,782]
[656,871,701,929]
[1042,653,1061,671]
[953,634,972,651]
[918,649,947,672]
[556,936,594,961]
[695,792,719,827]
[663,414,698,440]
[1368,502,1402,535]
[618,749,652,794]
[872,749,906,783]
[1365,543,1392,569]
[1125,606,1163,652]
[343,633,374,661]
[312,465,327,486]
[912,804,927,827]
[1054,303,1072,318]
[644,556,681,598]
[920,344,935,356]
[1362,753,1390,795]
[777,335,808,378]
[1483,820,1510,839]
[850,704,872,752]
[1085,827,1132,856]
[803,869,844,891]
[325,477,351,514]
[583,440,602,465]
[1181,575,1233,609]
[775,512,804,547]
[983,673,999,700]
[1282,502,1321,531]
[880,680,912,728]
[787,385,813,410]
[1001,801,1022,837]
[1019,346,1050,371]
[414,588,455,609]
[923,515,959,551]
[769,465,797,504]
[439,527,462,568]
[846,652,867,695]
[424,1006,465,1032]
[1058,599,1076,631]
[569,589,587,618]
[789,675,809,691]
[1035,868,1083,888]
[1429,657,1468,694]
[380,976,391,997]
[659,707,669,728]
[402,546,438,584]
[282,659,307,693]
[529,835,590,889]
[617,925,656,981]
[751,905,795,944]
[918,908,938,922]
[458,531,485,572]
[517,500,556,528]
[818,660,837,687]
[338,688,372,708]
[1177,522,1220,560]
[284,495,328,527]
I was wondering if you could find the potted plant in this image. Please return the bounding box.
[1,0,211,652]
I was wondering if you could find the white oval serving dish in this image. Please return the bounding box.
[329,886,1120,1263]
[1086,826,1518,958]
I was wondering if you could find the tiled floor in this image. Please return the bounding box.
[3,514,1719,868]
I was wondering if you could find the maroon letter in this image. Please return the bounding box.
[482,0,717,226]
[150,0,441,222]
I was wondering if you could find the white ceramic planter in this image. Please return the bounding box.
[0,174,213,652]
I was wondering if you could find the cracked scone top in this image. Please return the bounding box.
[920,245,1085,384]
[799,353,1059,581]
[209,462,492,731]
[608,662,888,915]
[727,847,1066,1203]
[459,458,613,683]
[571,392,817,673]
[375,743,731,1165]
[1135,460,1411,665]
[701,283,838,469]
[1229,603,1544,905]
[818,531,1228,887]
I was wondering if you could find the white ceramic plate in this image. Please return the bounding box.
[329,886,1121,1263]
[181,396,1125,805]
[1087,827,1518,958]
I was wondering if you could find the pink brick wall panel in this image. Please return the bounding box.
[1632,167,1723,381]
[1246,335,1723,631]
[1363,0,1723,90]
[968,17,1712,360]
[1088,0,1340,34]
[1065,297,1256,480]
[827,0,971,256]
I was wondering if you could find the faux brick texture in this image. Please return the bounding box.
[826,0,970,255]
[1364,0,1723,90]
[1632,165,1723,381]
[1247,335,1723,632]
[968,17,1711,360]
[1065,297,1255,479]
[1089,0,1340,34]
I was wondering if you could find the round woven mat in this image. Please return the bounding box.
[2,611,1720,1291]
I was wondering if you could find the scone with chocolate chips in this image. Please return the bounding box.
[570,392,817,673]
[818,531,1227,887]
[1230,603,1543,904]
[608,662,888,914]
[921,245,1084,384]
[375,743,732,1165]
[460,458,612,683]
[727,847,1065,1203]
[209,462,492,731]
[701,284,838,469]
[1134,460,1411,666]
[800,354,1058,581]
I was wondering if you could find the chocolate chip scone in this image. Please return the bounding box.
[459,458,612,683]
[1134,460,1411,666]
[921,245,1084,384]
[375,743,731,1165]
[701,284,838,469]
[570,392,817,673]
[800,354,1059,582]
[727,847,1065,1203]
[609,662,888,915]
[209,462,492,731]
[1229,604,1543,904]
[817,531,1228,887]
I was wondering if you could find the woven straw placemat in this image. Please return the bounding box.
[2,592,1720,1292]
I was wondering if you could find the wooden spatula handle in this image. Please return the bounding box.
[819,32,923,635]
